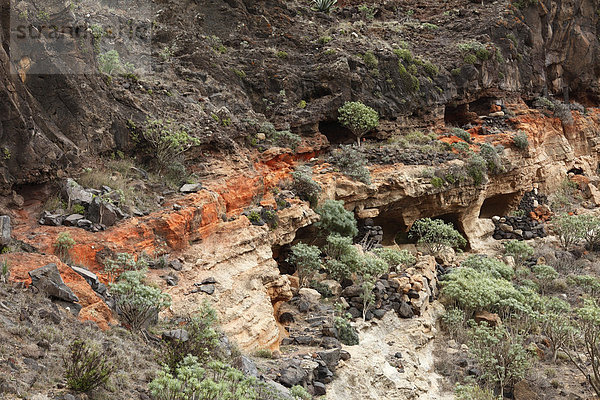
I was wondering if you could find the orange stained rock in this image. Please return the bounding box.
[4,252,117,329]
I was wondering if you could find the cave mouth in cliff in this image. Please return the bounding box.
[444,103,471,126]
[371,214,408,246]
[433,213,470,250]
[319,120,356,145]
[444,97,498,126]
[568,167,584,175]
[479,192,522,218]
[272,243,295,275]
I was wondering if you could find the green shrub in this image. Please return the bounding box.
[408,218,466,255]
[455,383,500,400]
[276,51,288,59]
[143,118,200,172]
[551,214,585,249]
[440,308,466,340]
[329,145,371,184]
[324,234,364,280]
[397,63,420,92]
[288,243,322,287]
[538,296,574,362]
[159,303,220,372]
[71,204,85,214]
[361,51,378,70]
[466,153,488,186]
[441,267,524,316]
[423,61,439,76]
[531,264,558,294]
[290,385,312,400]
[291,166,321,207]
[431,176,444,188]
[271,130,301,150]
[104,252,148,283]
[512,132,529,150]
[335,314,359,345]
[313,0,337,13]
[338,101,379,146]
[462,255,514,280]
[503,240,534,267]
[452,141,470,154]
[467,324,530,397]
[479,143,503,174]
[567,274,600,298]
[393,48,413,63]
[451,128,471,143]
[372,248,416,270]
[464,54,478,64]
[97,50,121,75]
[562,299,600,397]
[54,232,76,263]
[316,199,358,238]
[63,340,116,392]
[150,356,258,400]
[110,269,172,331]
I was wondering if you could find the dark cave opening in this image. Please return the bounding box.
[371,213,408,246]
[319,120,355,145]
[568,167,584,175]
[444,103,473,126]
[479,192,522,218]
[468,97,496,116]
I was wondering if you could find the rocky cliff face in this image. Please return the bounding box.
[2,0,600,194]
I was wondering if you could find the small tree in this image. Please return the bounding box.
[160,302,220,372]
[358,253,388,320]
[287,243,322,287]
[291,166,321,207]
[503,240,534,267]
[337,101,379,146]
[462,255,514,280]
[531,264,558,294]
[104,252,148,283]
[63,340,116,392]
[149,356,258,400]
[564,299,600,397]
[329,145,371,184]
[408,218,466,255]
[539,296,575,362]
[512,132,529,150]
[54,232,76,263]
[372,248,416,271]
[468,324,530,397]
[143,117,201,173]
[110,269,172,331]
[315,199,358,238]
[551,214,585,249]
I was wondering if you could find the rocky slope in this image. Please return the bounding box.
[3,0,600,398]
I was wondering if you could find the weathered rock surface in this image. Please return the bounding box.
[326,303,451,400]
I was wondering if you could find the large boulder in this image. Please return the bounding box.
[0,215,10,245]
[88,197,119,226]
[278,362,308,387]
[62,178,93,206]
[29,263,79,303]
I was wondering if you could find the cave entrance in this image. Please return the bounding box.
[319,120,355,145]
[568,167,584,175]
[479,192,522,218]
[468,97,496,116]
[371,214,408,246]
[436,213,469,250]
[272,223,321,276]
[406,213,470,250]
[272,243,295,275]
[444,103,472,126]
